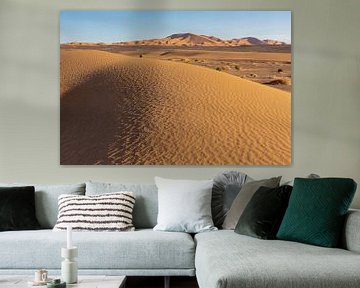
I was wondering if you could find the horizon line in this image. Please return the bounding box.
[60,32,292,45]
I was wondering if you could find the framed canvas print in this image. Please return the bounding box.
[60,11,291,165]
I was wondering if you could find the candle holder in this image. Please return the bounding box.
[61,247,78,284]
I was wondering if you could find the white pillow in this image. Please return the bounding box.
[153,177,217,233]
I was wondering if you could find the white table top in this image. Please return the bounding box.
[0,275,126,288]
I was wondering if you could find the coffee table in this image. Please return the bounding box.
[0,275,126,288]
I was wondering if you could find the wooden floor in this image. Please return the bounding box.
[126,276,199,288]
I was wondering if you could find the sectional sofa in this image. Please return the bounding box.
[0,181,359,288]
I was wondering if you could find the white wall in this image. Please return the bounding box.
[0,0,359,208]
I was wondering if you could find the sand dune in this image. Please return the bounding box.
[88,47,291,92]
[61,49,291,165]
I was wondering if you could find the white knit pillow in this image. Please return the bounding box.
[53,192,135,231]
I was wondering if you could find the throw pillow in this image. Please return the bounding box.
[222,176,281,230]
[153,177,217,233]
[53,192,136,231]
[235,185,293,239]
[212,171,250,228]
[283,173,320,186]
[0,186,41,231]
[277,178,357,248]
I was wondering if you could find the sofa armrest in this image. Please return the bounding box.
[342,209,360,253]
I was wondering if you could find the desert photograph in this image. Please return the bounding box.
[60,11,292,165]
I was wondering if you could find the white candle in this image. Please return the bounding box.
[67,225,72,249]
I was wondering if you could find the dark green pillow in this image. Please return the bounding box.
[0,186,41,231]
[277,178,357,247]
[235,185,292,239]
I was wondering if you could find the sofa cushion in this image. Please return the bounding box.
[0,186,40,231]
[212,171,250,228]
[277,178,357,247]
[53,192,136,232]
[234,185,292,239]
[0,183,85,229]
[222,177,281,229]
[86,182,158,229]
[0,229,195,271]
[282,173,320,186]
[195,230,360,288]
[154,177,216,233]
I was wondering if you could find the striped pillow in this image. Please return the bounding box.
[53,192,135,232]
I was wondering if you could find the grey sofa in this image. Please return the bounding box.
[0,181,195,279]
[195,212,360,288]
[0,181,360,288]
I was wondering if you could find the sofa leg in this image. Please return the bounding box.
[164,276,170,288]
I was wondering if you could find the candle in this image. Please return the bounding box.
[67,225,72,249]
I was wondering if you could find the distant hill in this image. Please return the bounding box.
[227,37,266,46]
[65,33,289,47]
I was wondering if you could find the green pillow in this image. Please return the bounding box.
[277,178,357,247]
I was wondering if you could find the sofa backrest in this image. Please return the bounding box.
[86,181,158,229]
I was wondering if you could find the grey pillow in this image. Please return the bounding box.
[86,181,158,229]
[222,177,281,230]
[283,173,320,186]
[153,177,217,233]
[212,171,250,228]
[0,183,85,228]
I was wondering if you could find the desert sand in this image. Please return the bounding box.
[61,49,291,165]
[61,44,292,92]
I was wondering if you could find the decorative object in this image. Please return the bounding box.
[211,171,250,228]
[0,186,40,231]
[235,185,292,239]
[27,269,51,286]
[61,226,78,284]
[67,225,72,248]
[222,177,281,229]
[47,279,66,288]
[34,269,48,283]
[153,177,216,233]
[61,247,78,284]
[277,178,357,247]
[60,11,291,165]
[53,192,136,232]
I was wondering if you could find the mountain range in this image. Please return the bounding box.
[67,33,289,47]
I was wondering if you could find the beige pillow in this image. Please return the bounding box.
[222,177,281,230]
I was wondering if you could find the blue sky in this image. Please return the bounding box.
[60,11,291,44]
